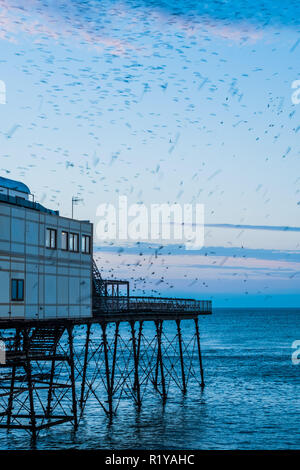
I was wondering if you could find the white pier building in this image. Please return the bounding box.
[0,177,92,320]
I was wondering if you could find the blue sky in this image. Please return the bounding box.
[1,0,300,306]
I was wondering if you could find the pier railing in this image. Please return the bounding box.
[93,295,212,315]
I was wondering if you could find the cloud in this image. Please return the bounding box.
[0,0,278,54]
[94,242,300,281]
[152,9,264,44]
[206,223,300,232]
[0,0,134,55]
[132,0,300,30]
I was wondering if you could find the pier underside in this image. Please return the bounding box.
[0,316,210,438]
[0,260,211,438]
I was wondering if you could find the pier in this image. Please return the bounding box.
[0,177,212,438]
[0,261,211,438]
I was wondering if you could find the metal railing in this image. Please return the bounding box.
[93,295,212,315]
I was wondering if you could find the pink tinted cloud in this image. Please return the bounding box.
[95,250,300,282]
[0,0,134,55]
[0,0,264,56]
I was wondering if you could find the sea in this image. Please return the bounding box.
[0,308,299,450]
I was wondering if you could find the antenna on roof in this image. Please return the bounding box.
[71,196,83,219]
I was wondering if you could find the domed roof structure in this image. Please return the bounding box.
[0,176,30,194]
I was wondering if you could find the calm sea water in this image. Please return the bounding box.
[0,308,299,450]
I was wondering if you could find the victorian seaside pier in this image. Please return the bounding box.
[0,177,212,438]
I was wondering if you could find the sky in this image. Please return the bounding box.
[1,0,300,306]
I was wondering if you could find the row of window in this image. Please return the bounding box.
[46,228,90,254]
[11,279,24,301]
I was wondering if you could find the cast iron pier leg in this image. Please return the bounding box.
[194,317,205,388]
[102,323,113,418]
[7,328,20,428]
[24,329,36,439]
[131,321,141,409]
[136,321,143,389]
[80,324,91,409]
[46,332,59,419]
[110,322,119,395]
[68,326,78,429]
[176,320,186,394]
[155,320,166,401]
[46,355,56,418]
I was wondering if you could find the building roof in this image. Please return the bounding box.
[0,193,59,216]
[0,176,61,216]
[0,176,30,194]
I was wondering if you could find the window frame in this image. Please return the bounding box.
[46,227,57,249]
[81,234,91,254]
[69,232,79,252]
[11,279,24,302]
[61,230,69,251]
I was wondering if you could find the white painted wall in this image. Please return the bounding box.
[0,200,93,319]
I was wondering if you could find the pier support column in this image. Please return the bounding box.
[24,329,37,439]
[46,351,56,418]
[194,317,205,388]
[110,322,119,396]
[136,321,143,389]
[67,326,78,429]
[131,321,142,409]
[80,324,91,410]
[155,320,167,401]
[6,328,20,428]
[102,323,113,418]
[176,320,186,394]
[46,327,63,419]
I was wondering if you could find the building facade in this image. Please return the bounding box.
[0,177,93,320]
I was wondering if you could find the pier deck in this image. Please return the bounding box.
[0,296,211,328]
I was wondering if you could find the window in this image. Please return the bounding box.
[46,228,57,249]
[82,235,90,254]
[61,231,68,250]
[11,279,24,301]
[69,233,79,252]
